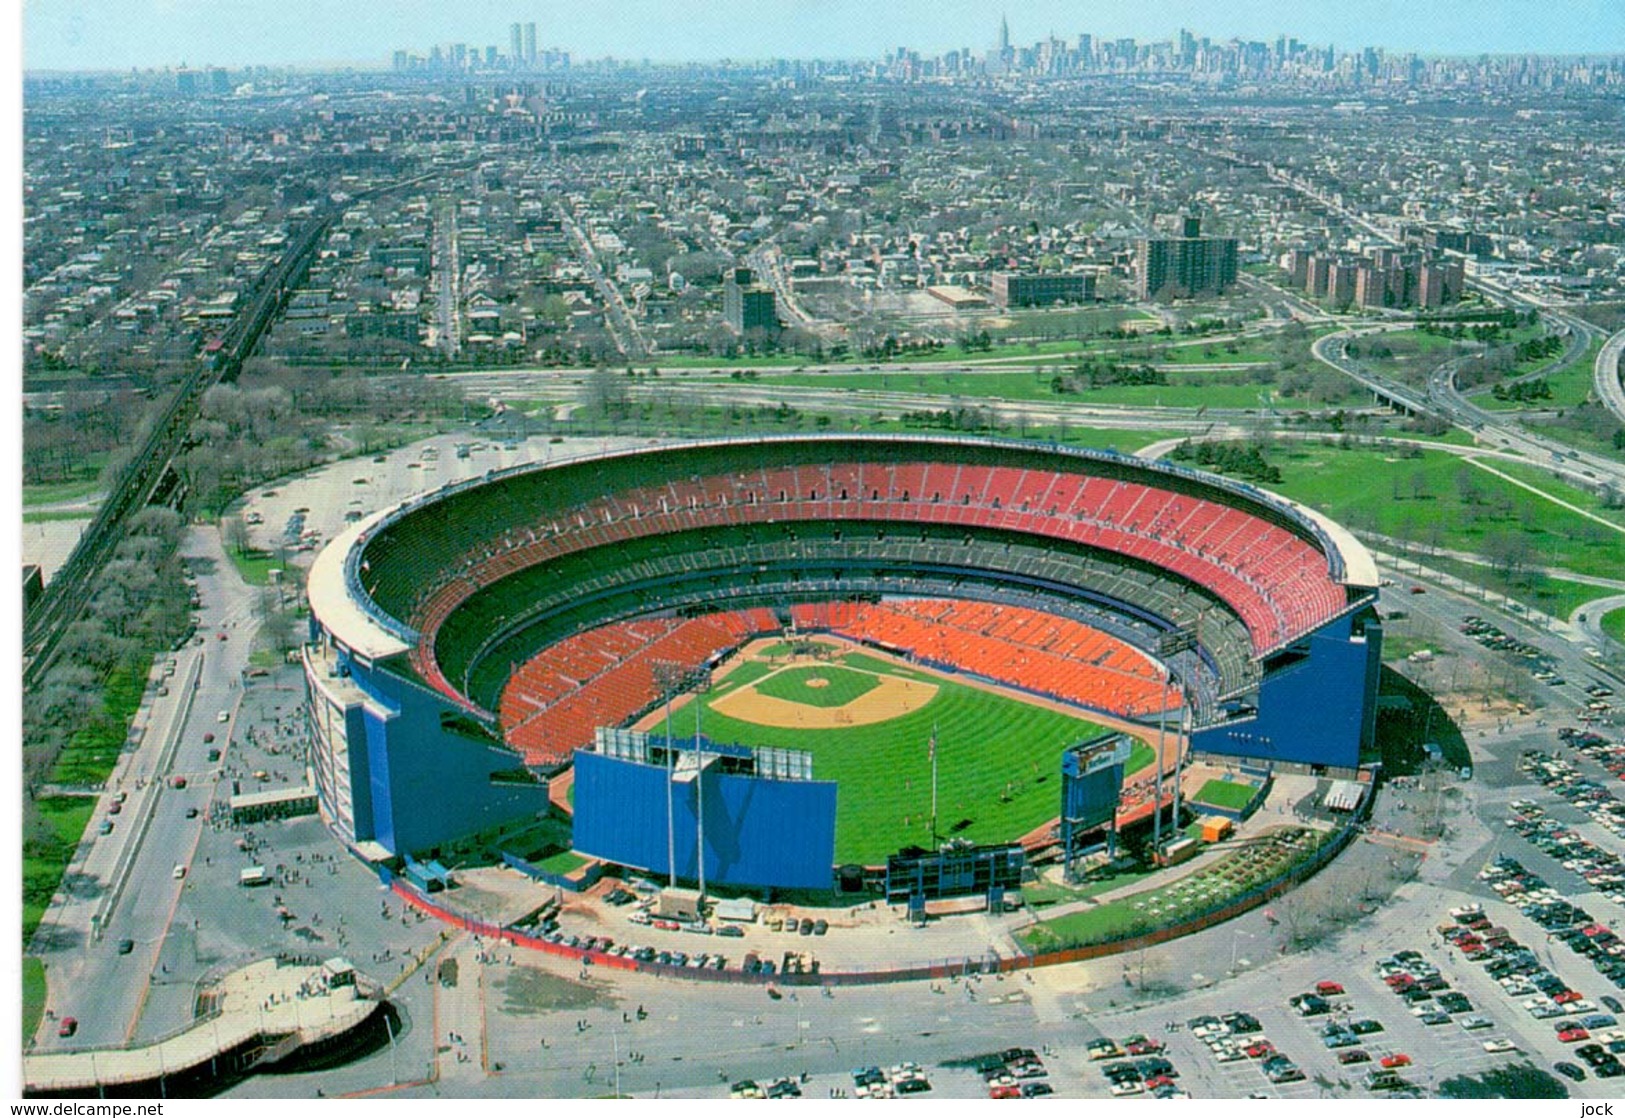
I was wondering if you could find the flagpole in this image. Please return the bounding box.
[930,722,939,847]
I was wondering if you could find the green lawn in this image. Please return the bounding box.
[22,477,104,507]
[1263,445,1622,582]
[226,547,283,587]
[22,509,95,524]
[1192,778,1259,812]
[711,660,775,693]
[1477,337,1604,412]
[535,849,589,876]
[24,796,97,943]
[48,658,146,787]
[1602,608,1625,645]
[693,661,1121,864]
[753,664,881,708]
[23,957,45,1042]
[1475,460,1625,530]
[1018,827,1327,952]
[1412,554,1606,622]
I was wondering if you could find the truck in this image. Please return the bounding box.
[239,866,271,887]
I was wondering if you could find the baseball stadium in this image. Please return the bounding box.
[303,434,1383,894]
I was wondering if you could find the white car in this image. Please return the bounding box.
[1108,1080,1144,1096]
[217,711,230,723]
[1482,1038,1517,1053]
[1459,1016,1493,1031]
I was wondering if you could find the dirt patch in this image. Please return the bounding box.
[806,677,830,689]
[710,669,938,729]
[497,966,619,1016]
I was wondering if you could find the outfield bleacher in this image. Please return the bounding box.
[809,599,1177,719]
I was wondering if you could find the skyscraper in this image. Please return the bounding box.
[998,15,1010,54]
[524,23,538,65]
[510,23,524,66]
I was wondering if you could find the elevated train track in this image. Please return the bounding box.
[22,172,444,691]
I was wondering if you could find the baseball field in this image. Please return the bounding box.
[670,641,1156,865]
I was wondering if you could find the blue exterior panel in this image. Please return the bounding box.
[573,750,837,891]
[342,654,550,857]
[1193,611,1380,770]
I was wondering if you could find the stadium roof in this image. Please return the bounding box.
[307,506,412,663]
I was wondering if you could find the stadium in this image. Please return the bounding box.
[303,434,1383,894]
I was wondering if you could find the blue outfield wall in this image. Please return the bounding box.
[1193,609,1382,770]
[344,654,551,857]
[572,750,838,891]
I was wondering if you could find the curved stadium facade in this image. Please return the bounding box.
[303,435,1383,881]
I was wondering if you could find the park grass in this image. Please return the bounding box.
[1420,554,1614,623]
[1021,865,1162,907]
[23,796,97,944]
[1263,444,1622,582]
[226,547,283,587]
[1473,459,1625,530]
[752,664,880,708]
[1192,778,1258,812]
[1602,609,1625,645]
[47,658,146,787]
[22,957,45,1041]
[692,660,1113,865]
[22,509,95,524]
[22,477,104,507]
[1477,337,1605,412]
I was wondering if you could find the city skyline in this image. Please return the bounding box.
[23,0,1625,72]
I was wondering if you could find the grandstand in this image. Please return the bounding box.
[305,435,1382,865]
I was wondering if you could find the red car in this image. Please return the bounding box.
[1380,1054,1412,1069]
[1315,981,1346,997]
[1558,1027,1590,1044]
[1554,991,1582,1005]
[1144,1075,1175,1091]
[1246,1041,1276,1059]
[652,919,679,931]
[1125,1038,1164,1056]
[989,1084,1020,1099]
[172,776,187,789]
[203,732,215,743]
[57,1017,77,1038]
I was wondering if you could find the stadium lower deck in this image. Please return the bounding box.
[498,600,1179,767]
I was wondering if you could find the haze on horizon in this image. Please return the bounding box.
[22,0,1625,73]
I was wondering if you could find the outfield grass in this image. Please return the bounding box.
[711,661,774,693]
[24,796,96,943]
[535,849,590,876]
[753,665,880,708]
[1264,444,1621,581]
[1602,608,1625,645]
[23,957,45,1041]
[1192,778,1258,812]
[692,662,1115,865]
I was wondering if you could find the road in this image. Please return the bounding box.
[433,201,461,358]
[557,205,649,360]
[1595,328,1625,428]
[29,527,262,1051]
[1312,329,1625,496]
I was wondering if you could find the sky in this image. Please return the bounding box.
[20,0,1625,71]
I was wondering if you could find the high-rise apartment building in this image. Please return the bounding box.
[723,268,779,334]
[1135,217,1238,301]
